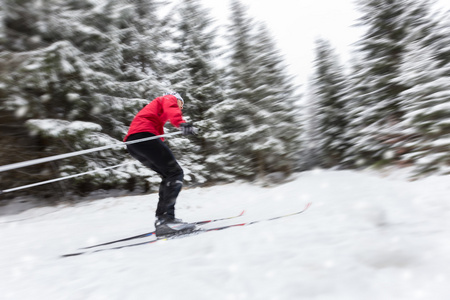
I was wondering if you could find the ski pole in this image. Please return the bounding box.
[0,162,136,195]
[0,132,182,173]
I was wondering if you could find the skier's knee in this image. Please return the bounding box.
[166,168,183,186]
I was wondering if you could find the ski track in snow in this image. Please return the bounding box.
[1,170,450,300]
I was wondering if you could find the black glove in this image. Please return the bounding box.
[180,123,197,135]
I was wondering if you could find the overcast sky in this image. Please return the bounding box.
[201,0,450,89]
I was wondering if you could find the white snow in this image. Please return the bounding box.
[1,170,450,300]
[26,119,102,137]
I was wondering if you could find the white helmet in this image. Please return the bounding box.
[165,91,184,103]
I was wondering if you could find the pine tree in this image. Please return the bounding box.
[309,38,349,168]
[396,10,450,175]
[162,0,226,184]
[0,0,167,198]
[207,0,301,182]
[113,0,166,83]
[249,23,301,177]
[0,2,4,49]
[345,0,435,167]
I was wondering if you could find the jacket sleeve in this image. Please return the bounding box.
[162,95,186,128]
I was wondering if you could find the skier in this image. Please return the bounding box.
[124,92,197,237]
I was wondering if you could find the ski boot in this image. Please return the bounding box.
[155,215,197,238]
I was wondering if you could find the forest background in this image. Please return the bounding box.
[0,0,449,202]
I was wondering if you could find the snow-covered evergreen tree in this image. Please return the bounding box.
[113,0,166,83]
[248,23,301,177]
[162,0,226,184]
[207,0,301,181]
[309,38,349,168]
[0,0,167,198]
[0,2,4,49]
[344,0,435,167]
[396,10,450,175]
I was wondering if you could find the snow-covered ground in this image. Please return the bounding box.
[1,169,450,300]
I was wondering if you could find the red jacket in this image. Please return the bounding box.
[124,95,185,141]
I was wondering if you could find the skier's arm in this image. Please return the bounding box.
[162,95,186,128]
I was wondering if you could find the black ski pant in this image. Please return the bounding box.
[126,132,183,219]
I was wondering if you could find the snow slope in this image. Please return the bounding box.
[1,170,450,300]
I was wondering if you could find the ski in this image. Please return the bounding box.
[62,203,310,258]
[202,201,312,232]
[78,210,245,250]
